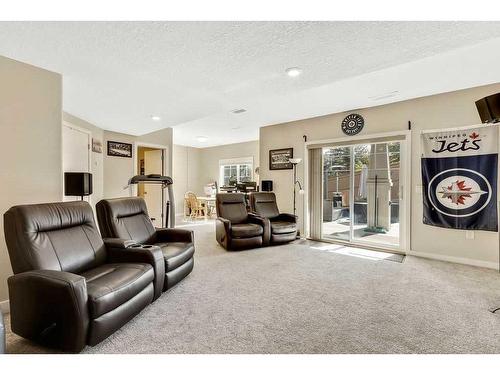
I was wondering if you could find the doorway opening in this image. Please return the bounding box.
[137,146,165,226]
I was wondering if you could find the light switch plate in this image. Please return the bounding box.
[465,230,475,240]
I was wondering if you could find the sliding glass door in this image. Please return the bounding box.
[322,146,351,241]
[321,140,404,250]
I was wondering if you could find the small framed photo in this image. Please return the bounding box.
[269,148,293,170]
[107,141,132,158]
[92,138,102,153]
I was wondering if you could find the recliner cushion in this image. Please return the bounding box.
[4,201,107,274]
[231,223,263,238]
[96,198,156,243]
[81,263,154,318]
[155,242,195,271]
[271,221,297,234]
[251,192,280,219]
[216,193,248,224]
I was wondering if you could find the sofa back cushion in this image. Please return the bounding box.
[96,197,156,244]
[4,201,106,274]
[216,193,248,224]
[250,192,280,219]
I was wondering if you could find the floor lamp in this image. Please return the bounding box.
[289,158,305,219]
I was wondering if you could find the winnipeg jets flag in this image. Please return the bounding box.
[421,124,498,231]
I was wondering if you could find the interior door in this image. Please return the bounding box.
[144,149,163,226]
[62,124,91,202]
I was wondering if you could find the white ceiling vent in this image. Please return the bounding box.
[231,109,247,114]
[370,91,399,101]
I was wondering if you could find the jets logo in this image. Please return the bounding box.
[428,168,491,218]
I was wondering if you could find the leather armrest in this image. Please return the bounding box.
[217,217,231,231]
[103,238,136,249]
[248,213,271,246]
[7,270,88,353]
[107,246,165,300]
[155,228,194,243]
[275,213,297,223]
[216,217,231,248]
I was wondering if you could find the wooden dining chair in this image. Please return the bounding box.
[185,192,206,219]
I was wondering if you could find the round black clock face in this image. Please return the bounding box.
[341,114,364,136]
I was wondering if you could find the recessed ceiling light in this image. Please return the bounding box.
[151,115,161,121]
[196,136,208,143]
[286,67,302,77]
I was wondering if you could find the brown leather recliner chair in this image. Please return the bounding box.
[3,201,165,352]
[215,193,269,250]
[96,197,194,290]
[249,192,297,244]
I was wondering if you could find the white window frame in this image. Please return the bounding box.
[219,157,254,186]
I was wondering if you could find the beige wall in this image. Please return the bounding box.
[61,113,175,212]
[103,131,137,198]
[172,145,202,215]
[0,55,63,302]
[172,140,259,216]
[260,82,500,268]
[62,112,104,205]
[103,128,173,200]
[199,140,260,187]
[138,127,174,177]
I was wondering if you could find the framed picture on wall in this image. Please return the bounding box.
[107,141,132,158]
[92,138,102,153]
[269,148,293,170]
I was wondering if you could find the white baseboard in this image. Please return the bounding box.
[0,299,9,314]
[408,250,499,270]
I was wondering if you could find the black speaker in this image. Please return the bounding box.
[476,93,500,123]
[64,172,93,199]
[261,180,273,192]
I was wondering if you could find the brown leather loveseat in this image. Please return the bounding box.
[3,201,164,352]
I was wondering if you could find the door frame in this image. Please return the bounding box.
[304,130,411,254]
[61,121,92,202]
[133,142,169,226]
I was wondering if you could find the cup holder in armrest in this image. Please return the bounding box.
[128,244,154,249]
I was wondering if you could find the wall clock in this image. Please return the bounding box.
[341,114,364,136]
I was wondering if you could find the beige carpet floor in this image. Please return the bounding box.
[4,220,500,354]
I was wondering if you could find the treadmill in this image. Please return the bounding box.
[126,174,175,228]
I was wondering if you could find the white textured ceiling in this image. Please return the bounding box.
[0,22,500,147]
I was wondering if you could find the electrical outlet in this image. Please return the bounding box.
[465,230,475,240]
